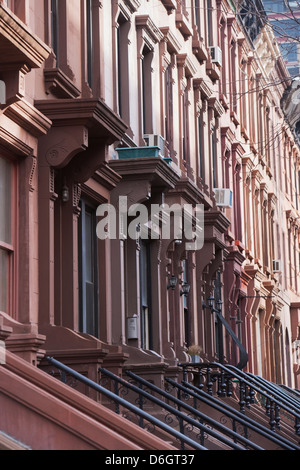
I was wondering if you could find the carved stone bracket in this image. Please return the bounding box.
[44,126,88,168]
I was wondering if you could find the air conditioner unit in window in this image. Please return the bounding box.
[144,134,165,157]
[272,260,282,273]
[213,188,233,208]
[209,46,222,67]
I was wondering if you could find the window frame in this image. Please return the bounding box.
[78,198,99,337]
[139,239,152,350]
[0,156,17,318]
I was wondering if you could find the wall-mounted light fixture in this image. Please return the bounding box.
[203,296,222,312]
[180,282,191,297]
[62,184,70,203]
[167,275,177,290]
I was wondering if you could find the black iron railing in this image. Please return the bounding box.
[99,367,265,450]
[166,377,299,450]
[246,372,300,412]
[45,355,300,451]
[278,384,300,400]
[45,356,207,450]
[100,368,253,450]
[226,364,300,434]
[180,362,300,438]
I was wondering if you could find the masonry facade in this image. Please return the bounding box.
[0,0,300,409]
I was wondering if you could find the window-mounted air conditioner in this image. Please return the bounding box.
[213,188,233,208]
[144,134,165,157]
[272,260,282,273]
[209,46,222,67]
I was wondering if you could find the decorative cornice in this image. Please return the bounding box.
[160,26,182,54]
[168,177,206,205]
[161,0,177,13]
[205,209,231,235]
[208,96,225,117]
[124,0,141,13]
[0,124,33,156]
[4,98,52,137]
[109,157,180,190]
[136,15,164,45]
[0,4,50,69]
[193,78,213,100]
[94,162,122,190]
[176,53,197,77]
[35,98,128,144]
[44,68,81,99]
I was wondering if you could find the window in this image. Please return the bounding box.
[279,42,298,63]
[78,200,99,337]
[164,62,174,150]
[197,113,204,180]
[141,45,154,135]
[263,0,285,13]
[3,0,13,10]
[116,14,130,121]
[193,0,201,33]
[182,259,190,347]
[256,309,264,376]
[211,125,217,188]
[206,0,213,46]
[139,240,152,350]
[86,0,93,88]
[182,86,189,161]
[0,157,14,316]
[50,0,59,60]
[214,271,224,363]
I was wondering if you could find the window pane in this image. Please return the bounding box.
[51,0,59,59]
[78,200,98,337]
[0,157,12,245]
[85,210,93,283]
[0,249,11,313]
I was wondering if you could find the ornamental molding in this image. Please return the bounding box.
[0,4,50,69]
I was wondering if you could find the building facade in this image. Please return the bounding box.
[0,0,300,441]
[263,0,300,78]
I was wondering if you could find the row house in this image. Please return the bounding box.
[228,0,300,388]
[0,0,300,443]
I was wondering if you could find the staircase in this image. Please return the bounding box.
[2,350,298,450]
[0,350,176,450]
[45,357,300,450]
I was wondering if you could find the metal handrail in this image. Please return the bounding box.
[167,377,299,450]
[118,368,264,450]
[180,362,300,435]
[45,356,207,451]
[279,384,300,400]
[226,364,300,416]
[214,306,248,370]
[246,373,300,411]
[100,367,249,450]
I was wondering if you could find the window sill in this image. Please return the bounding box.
[44,68,81,99]
[175,12,193,40]
[161,0,177,14]
[206,60,221,82]
[192,31,208,64]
